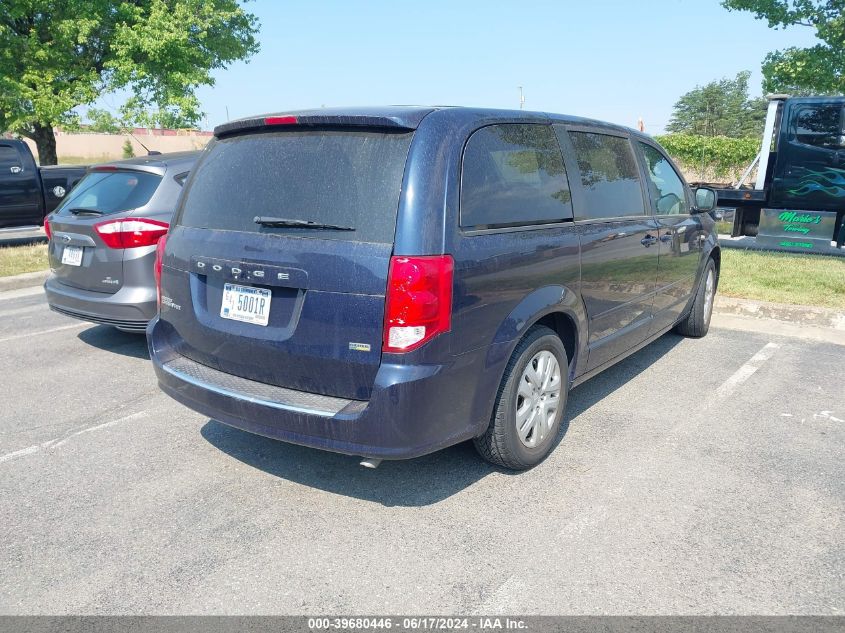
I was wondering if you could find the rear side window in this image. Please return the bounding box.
[0,145,21,170]
[460,124,572,230]
[177,130,414,243]
[792,105,845,149]
[568,131,645,219]
[56,171,162,216]
[638,143,688,215]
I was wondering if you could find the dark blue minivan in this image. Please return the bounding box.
[148,107,719,469]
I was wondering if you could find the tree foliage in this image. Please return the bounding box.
[0,1,259,164]
[722,0,845,95]
[85,108,125,134]
[655,134,761,181]
[667,71,768,138]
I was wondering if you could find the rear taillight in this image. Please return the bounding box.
[154,234,167,309]
[93,218,169,249]
[383,255,454,353]
[43,217,51,240]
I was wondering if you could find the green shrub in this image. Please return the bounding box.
[654,134,759,183]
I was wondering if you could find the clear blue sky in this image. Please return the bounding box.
[100,0,822,134]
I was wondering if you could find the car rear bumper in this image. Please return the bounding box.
[148,316,493,459]
[44,274,156,332]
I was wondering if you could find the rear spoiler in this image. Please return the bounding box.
[214,114,419,138]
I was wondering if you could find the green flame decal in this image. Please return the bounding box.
[787,167,845,197]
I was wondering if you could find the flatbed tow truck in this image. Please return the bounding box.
[701,95,845,255]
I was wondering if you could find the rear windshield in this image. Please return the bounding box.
[56,171,162,216]
[175,129,414,243]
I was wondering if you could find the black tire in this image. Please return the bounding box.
[675,258,717,338]
[474,325,569,470]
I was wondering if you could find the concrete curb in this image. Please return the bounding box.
[713,296,845,331]
[712,296,845,346]
[0,226,47,248]
[0,269,48,292]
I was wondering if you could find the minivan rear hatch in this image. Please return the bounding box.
[162,122,416,401]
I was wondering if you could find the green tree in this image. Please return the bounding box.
[86,108,125,134]
[722,1,845,95]
[0,1,259,164]
[122,139,135,158]
[667,71,768,137]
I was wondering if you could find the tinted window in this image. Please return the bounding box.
[639,144,687,215]
[793,105,845,149]
[568,131,645,219]
[0,145,21,170]
[460,124,572,229]
[56,171,162,216]
[177,130,413,243]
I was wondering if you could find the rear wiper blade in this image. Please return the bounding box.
[253,216,354,231]
[67,207,103,216]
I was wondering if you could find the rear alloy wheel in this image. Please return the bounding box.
[515,350,561,448]
[675,258,717,338]
[474,325,568,470]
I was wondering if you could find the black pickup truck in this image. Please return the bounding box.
[0,139,87,229]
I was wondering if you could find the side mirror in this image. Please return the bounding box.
[693,187,717,213]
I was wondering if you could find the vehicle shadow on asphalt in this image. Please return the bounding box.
[567,332,685,419]
[77,325,150,360]
[199,333,685,507]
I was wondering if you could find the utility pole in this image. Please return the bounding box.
[518,86,525,110]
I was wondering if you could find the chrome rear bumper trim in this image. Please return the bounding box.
[160,356,363,418]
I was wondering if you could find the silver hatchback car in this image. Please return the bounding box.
[44,151,199,332]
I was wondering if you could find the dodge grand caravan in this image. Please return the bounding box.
[148,107,719,469]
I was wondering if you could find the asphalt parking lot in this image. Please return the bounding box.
[0,286,843,615]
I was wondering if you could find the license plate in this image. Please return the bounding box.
[220,283,272,326]
[61,245,83,267]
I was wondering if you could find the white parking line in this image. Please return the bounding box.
[0,412,147,464]
[0,286,45,301]
[474,504,611,614]
[715,342,780,399]
[0,444,44,463]
[0,322,86,344]
[0,304,49,319]
[473,574,530,615]
[814,410,844,423]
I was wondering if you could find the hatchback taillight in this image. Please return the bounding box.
[383,255,454,353]
[94,218,169,249]
[154,234,167,309]
[43,217,52,240]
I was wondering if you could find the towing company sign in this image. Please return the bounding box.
[757,208,838,251]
